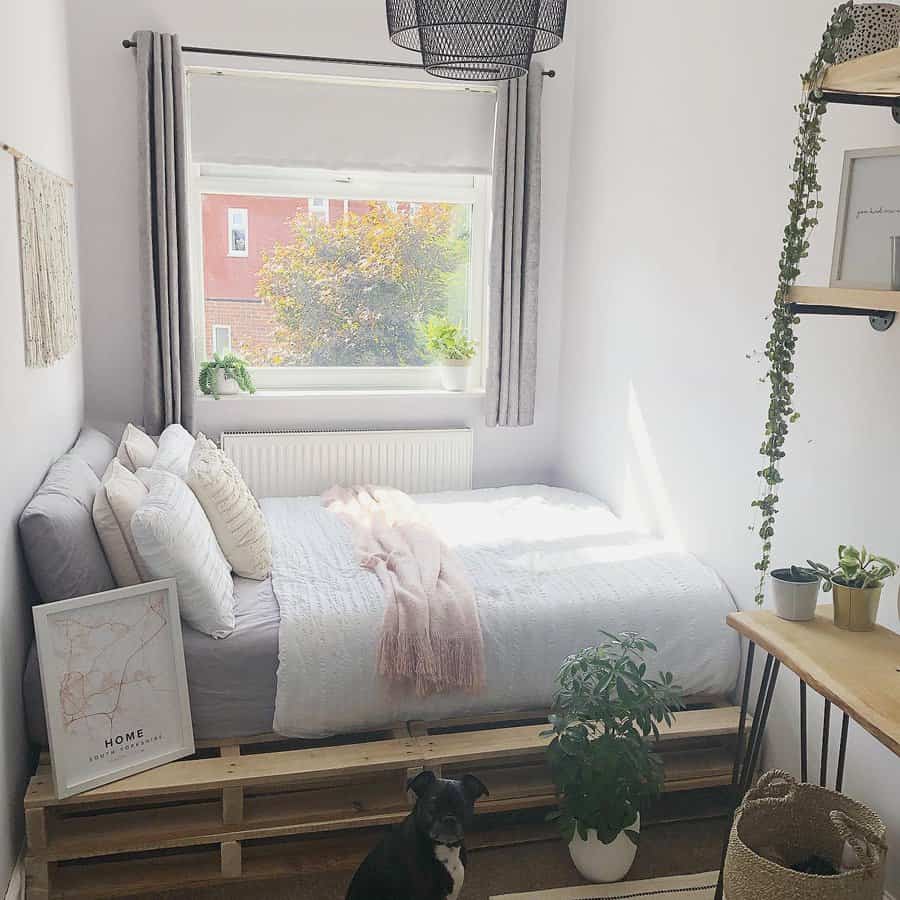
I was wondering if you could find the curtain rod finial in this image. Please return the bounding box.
[122,38,135,49]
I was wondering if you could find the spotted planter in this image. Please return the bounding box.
[837,3,900,63]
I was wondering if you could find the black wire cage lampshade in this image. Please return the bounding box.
[386,0,567,81]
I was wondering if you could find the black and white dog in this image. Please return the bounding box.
[346,771,488,900]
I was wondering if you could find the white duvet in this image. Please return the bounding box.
[263,485,739,738]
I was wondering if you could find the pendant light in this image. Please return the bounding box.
[386,0,567,81]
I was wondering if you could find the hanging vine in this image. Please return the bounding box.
[752,2,856,604]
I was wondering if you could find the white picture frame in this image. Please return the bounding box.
[831,146,900,290]
[33,579,194,799]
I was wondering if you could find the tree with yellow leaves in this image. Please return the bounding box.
[255,201,469,367]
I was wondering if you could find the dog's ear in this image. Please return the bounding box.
[407,770,438,797]
[461,774,489,801]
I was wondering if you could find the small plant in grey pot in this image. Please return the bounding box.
[770,565,821,622]
[807,546,898,631]
[198,353,256,399]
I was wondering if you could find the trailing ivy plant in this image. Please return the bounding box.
[752,2,856,604]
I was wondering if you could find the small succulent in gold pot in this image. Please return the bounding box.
[807,546,898,631]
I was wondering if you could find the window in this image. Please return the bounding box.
[193,165,489,391]
[227,208,248,257]
[308,197,329,224]
[212,324,232,355]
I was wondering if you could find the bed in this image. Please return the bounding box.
[23,483,738,745]
[19,427,743,898]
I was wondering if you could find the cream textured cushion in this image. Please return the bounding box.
[132,469,235,638]
[116,424,157,472]
[153,424,195,479]
[92,460,148,587]
[187,434,272,580]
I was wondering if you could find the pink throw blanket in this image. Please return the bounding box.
[323,485,485,696]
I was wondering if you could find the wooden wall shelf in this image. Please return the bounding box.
[788,285,900,312]
[822,46,900,99]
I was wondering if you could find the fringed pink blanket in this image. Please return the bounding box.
[322,485,485,696]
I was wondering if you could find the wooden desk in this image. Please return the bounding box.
[714,605,900,899]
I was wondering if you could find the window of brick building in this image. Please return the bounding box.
[212,324,232,355]
[193,165,490,391]
[227,208,248,257]
[309,197,329,224]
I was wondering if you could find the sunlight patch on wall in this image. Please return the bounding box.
[622,382,683,549]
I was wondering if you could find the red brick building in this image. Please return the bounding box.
[200,194,373,360]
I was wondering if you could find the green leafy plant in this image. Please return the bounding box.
[752,3,856,604]
[198,353,256,399]
[418,314,477,361]
[544,632,684,846]
[806,546,898,591]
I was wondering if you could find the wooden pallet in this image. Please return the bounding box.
[23,702,744,899]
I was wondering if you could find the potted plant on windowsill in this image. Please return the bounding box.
[419,314,477,392]
[770,565,821,622]
[807,546,898,631]
[198,353,256,400]
[545,632,684,883]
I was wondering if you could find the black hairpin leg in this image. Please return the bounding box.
[820,699,832,787]
[731,642,755,785]
[835,712,850,793]
[800,680,808,782]
[714,648,780,900]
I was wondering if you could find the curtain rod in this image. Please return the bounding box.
[120,39,556,78]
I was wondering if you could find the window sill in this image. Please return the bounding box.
[196,388,486,401]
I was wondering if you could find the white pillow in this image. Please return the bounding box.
[117,423,157,472]
[187,434,272,580]
[132,469,235,638]
[92,460,149,587]
[153,424,195,479]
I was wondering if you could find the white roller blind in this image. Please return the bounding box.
[188,71,497,174]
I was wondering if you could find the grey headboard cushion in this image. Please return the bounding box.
[19,452,116,604]
[71,426,117,479]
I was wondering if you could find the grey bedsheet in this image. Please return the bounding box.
[24,575,279,746]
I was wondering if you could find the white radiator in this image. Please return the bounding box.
[221,428,474,499]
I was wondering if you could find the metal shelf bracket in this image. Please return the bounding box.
[789,303,895,332]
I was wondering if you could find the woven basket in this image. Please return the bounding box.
[724,770,887,900]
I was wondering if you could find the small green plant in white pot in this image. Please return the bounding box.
[545,632,684,883]
[419,315,477,392]
[770,565,821,622]
[198,353,256,399]
[807,546,898,632]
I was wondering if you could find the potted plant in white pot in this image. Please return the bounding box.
[770,565,821,622]
[198,353,257,399]
[419,314,477,392]
[545,632,684,883]
[807,545,898,631]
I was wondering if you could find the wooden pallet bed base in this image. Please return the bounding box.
[24,699,745,899]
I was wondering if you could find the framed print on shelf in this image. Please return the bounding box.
[33,578,194,799]
[831,146,900,290]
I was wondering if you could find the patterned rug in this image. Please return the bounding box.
[490,871,719,899]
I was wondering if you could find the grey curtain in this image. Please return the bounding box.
[486,64,543,428]
[135,31,195,434]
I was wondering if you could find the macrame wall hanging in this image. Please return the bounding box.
[3,143,77,368]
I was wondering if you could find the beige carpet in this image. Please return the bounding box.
[135,817,726,900]
[491,871,718,899]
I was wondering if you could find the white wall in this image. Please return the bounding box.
[556,0,900,892]
[0,0,84,888]
[68,0,576,488]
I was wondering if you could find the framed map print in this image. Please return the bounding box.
[33,579,194,799]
